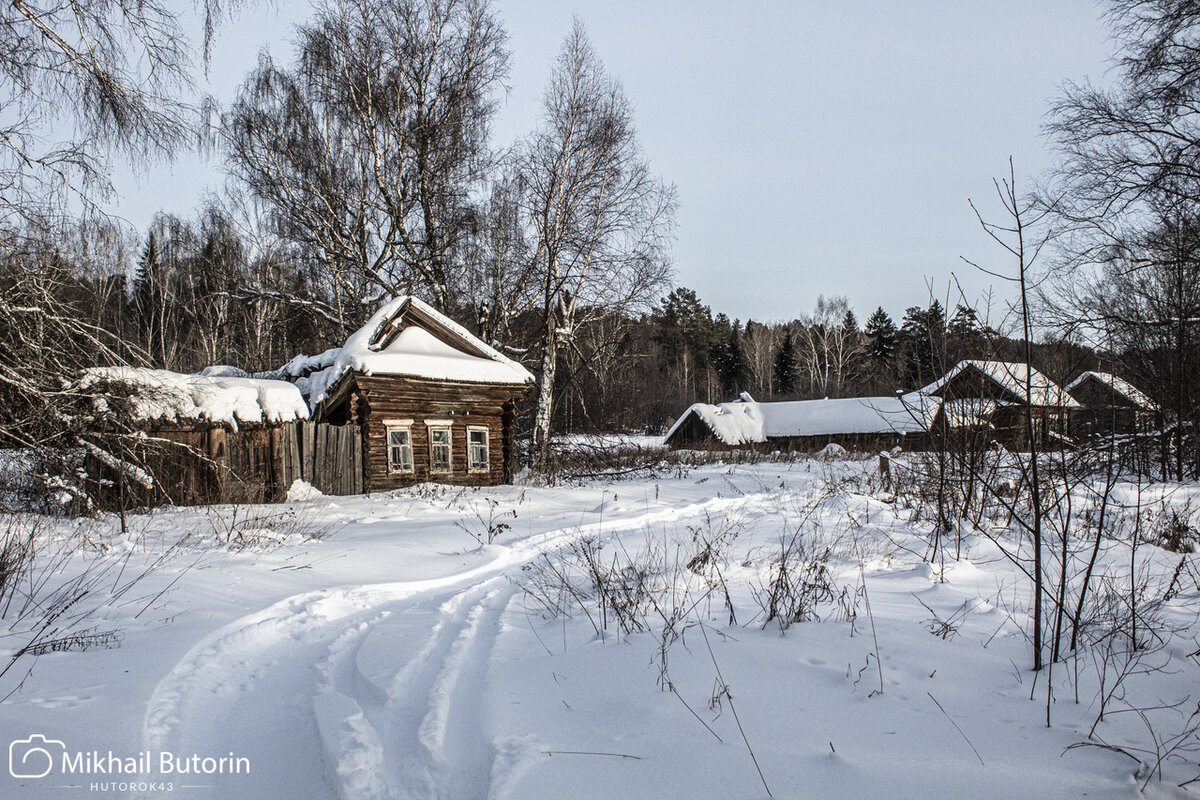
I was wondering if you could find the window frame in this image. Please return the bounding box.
[467,425,490,472]
[428,423,453,473]
[384,422,414,474]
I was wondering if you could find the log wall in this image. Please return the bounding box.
[350,375,527,490]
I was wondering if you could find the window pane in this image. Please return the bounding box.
[468,428,488,470]
[431,427,451,470]
[387,427,413,472]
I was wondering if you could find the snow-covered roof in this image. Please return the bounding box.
[1066,371,1157,410]
[921,360,1079,408]
[80,367,310,429]
[666,392,942,446]
[298,297,534,405]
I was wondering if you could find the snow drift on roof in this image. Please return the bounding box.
[921,360,1079,408]
[304,296,534,405]
[80,367,310,429]
[1066,371,1157,410]
[666,393,942,446]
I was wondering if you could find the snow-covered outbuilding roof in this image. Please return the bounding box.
[665,392,942,446]
[79,367,310,430]
[1066,371,1157,410]
[921,360,1079,408]
[277,296,534,405]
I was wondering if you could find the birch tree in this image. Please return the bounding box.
[224,0,510,328]
[0,0,205,225]
[520,21,676,470]
[797,295,862,396]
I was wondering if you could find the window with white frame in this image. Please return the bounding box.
[386,425,413,473]
[429,425,452,472]
[467,426,489,471]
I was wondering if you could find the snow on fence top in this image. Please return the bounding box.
[1066,371,1157,410]
[80,367,311,429]
[302,296,534,404]
[666,392,942,446]
[921,360,1079,408]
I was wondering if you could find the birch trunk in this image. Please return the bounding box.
[531,313,558,471]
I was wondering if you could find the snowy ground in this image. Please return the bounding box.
[2,454,1199,799]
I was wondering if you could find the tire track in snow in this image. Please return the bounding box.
[142,488,778,799]
[312,578,512,800]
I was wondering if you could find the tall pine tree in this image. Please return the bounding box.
[865,306,898,364]
[133,233,165,365]
[712,315,748,397]
[774,328,797,395]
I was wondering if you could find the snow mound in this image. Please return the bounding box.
[816,442,848,460]
[199,365,250,378]
[287,479,323,502]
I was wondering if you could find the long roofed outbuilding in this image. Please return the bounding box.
[664,392,942,450]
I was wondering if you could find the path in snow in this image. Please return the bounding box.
[141,490,767,800]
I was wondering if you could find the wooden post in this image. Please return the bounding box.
[270,426,284,501]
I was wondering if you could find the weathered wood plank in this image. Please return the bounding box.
[352,429,363,494]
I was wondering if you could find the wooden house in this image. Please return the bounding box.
[664,392,942,452]
[920,360,1078,449]
[1066,371,1159,437]
[293,296,535,490]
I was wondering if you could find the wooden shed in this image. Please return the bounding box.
[1066,371,1159,437]
[664,393,942,452]
[296,296,535,490]
[920,360,1078,450]
[79,366,315,508]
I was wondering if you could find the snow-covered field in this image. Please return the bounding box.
[2,454,1199,799]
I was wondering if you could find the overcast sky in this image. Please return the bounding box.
[111,0,1115,326]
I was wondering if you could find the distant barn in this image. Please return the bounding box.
[665,360,1083,455]
[920,360,1078,449]
[1066,371,1159,437]
[664,392,941,451]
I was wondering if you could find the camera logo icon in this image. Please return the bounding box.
[9,735,65,779]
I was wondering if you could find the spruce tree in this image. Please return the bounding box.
[864,306,898,364]
[133,233,164,364]
[713,317,748,397]
[774,329,797,395]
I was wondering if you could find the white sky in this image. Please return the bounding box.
[111,0,1114,325]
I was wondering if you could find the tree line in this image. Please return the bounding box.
[4,0,1200,481]
[0,0,675,474]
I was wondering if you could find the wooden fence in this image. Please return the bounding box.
[89,421,364,509]
[298,420,363,496]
